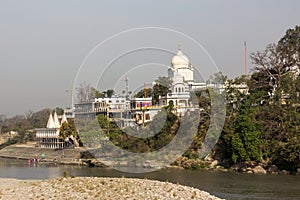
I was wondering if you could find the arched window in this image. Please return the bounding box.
[175,88,177,93]
[178,88,181,93]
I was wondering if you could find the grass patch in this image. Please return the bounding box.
[63,171,68,178]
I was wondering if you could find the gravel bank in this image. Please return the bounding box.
[0,177,224,200]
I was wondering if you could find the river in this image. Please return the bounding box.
[0,158,299,200]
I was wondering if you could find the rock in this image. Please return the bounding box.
[248,161,258,167]
[210,160,218,168]
[280,170,290,175]
[259,159,268,167]
[165,165,184,170]
[219,168,228,172]
[267,165,279,174]
[204,154,213,161]
[246,167,252,171]
[252,166,267,174]
[231,162,247,172]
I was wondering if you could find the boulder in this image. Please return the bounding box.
[241,168,247,172]
[219,168,228,172]
[204,154,213,161]
[267,165,279,174]
[252,166,267,174]
[231,162,247,172]
[246,167,252,171]
[210,160,218,168]
[280,170,290,175]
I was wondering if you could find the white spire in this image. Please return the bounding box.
[61,113,68,124]
[53,112,60,128]
[46,113,55,128]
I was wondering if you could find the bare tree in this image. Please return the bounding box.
[76,82,92,103]
[250,44,289,100]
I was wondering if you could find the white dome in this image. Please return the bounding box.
[171,50,189,68]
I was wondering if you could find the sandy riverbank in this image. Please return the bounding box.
[0,177,224,200]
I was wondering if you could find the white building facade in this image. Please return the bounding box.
[161,48,209,116]
[36,112,68,149]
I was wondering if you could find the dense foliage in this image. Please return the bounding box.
[134,76,172,104]
[218,26,300,171]
[94,108,179,153]
[0,108,51,133]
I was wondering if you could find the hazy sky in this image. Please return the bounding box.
[0,0,299,117]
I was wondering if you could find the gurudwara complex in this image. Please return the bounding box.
[74,47,224,126]
[36,48,226,149]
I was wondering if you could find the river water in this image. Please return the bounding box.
[0,158,299,200]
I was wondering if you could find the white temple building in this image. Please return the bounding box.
[160,47,208,116]
[36,112,68,149]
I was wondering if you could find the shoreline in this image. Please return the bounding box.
[0,145,299,175]
[0,177,224,200]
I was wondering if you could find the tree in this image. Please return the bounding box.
[280,72,300,105]
[251,26,300,104]
[225,75,248,109]
[29,108,52,128]
[134,88,152,98]
[250,44,289,103]
[277,25,300,67]
[2,108,51,132]
[188,90,211,154]
[1,125,9,134]
[105,89,114,98]
[0,114,5,124]
[95,107,179,153]
[53,107,64,115]
[239,25,300,171]
[152,76,172,105]
[76,82,106,102]
[59,120,79,147]
[207,71,227,84]
[78,117,107,149]
[231,98,262,163]
[91,87,105,98]
[0,114,6,134]
[76,82,92,103]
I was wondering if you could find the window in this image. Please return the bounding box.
[145,114,150,120]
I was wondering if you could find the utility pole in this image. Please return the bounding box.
[65,81,73,109]
[125,76,129,99]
